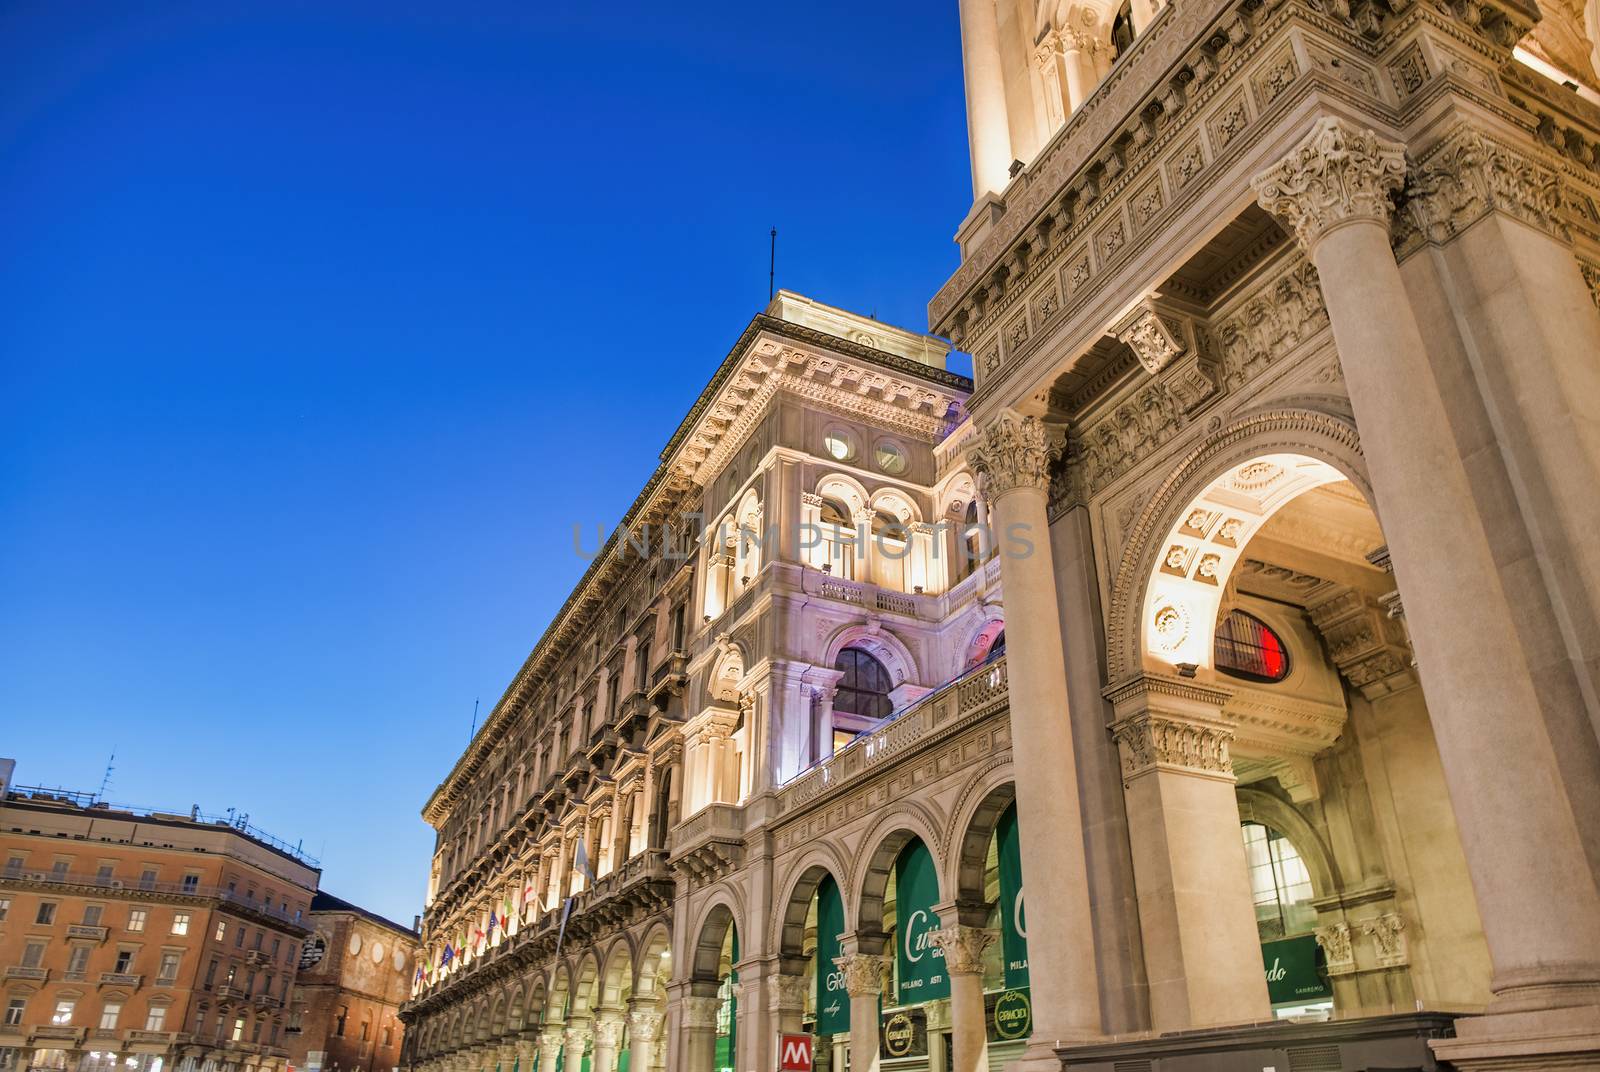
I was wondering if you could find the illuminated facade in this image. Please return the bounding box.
[402,0,1600,1066]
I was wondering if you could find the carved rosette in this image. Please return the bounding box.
[970,410,1061,498]
[928,924,996,976]
[833,953,889,997]
[1252,117,1407,253]
[680,995,722,1030]
[1315,921,1357,976]
[1403,125,1569,248]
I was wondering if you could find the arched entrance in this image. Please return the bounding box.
[686,906,739,1072]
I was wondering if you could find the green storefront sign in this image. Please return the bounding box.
[996,802,1029,988]
[815,875,850,1035]
[985,987,1033,1042]
[895,841,948,1005]
[1260,934,1332,1004]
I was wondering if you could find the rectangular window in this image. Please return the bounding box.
[157,952,180,984]
[335,1006,347,1037]
[0,897,8,921]
[231,1017,245,1042]
[359,1021,369,1041]
[250,1021,261,1043]
[4,856,22,877]
[225,964,236,985]
[66,946,91,975]
[180,875,199,893]
[99,1003,122,1030]
[205,960,217,987]
[49,860,69,881]
[82,905,103,926]
[139,869,157,890]
[252,931,261,951]
[144,1007,166,1032]
[51,1001,74,1026]
[36,902,57,925]
[5,1000,25,1026]
[234,927,244,948]
[128,909,147,933]
[114,950,134,974]
[214,921,225,942]
[382,1026,392,1047]
[270,938,280,958]
[271,1023,280,1045]
[171,913,189,936]
[671,603,686,650]
[21,942,46,969]
[95,865,114,886]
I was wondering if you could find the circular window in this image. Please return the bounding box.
[1215,610,1291,683]
[822,429,856,462]
[347,932,362,957]
[370,940,385,964]
[874,440,907,474]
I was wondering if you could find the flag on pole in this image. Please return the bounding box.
[554,897,574,957]
[574,838,597,887]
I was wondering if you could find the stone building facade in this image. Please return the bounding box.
[285,893,417,1072]
[0,779,318,1072]
[401,0,1600,1068]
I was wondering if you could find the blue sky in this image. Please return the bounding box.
[0,1,969,925]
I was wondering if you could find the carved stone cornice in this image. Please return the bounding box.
[928,925,996,976]
[969,410,1061,498]
[1106,674,1236,781]
[834,953,889,997]
[1399,124,1569,255]
[1306,585,1415,698]
[1253,117,1407,253]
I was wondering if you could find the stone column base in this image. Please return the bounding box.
[1430,1005,1600,1070]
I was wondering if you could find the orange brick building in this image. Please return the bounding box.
[0,769,318,1072]
[285,894,416,1072]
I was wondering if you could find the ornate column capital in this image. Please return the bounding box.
[1252,117,1407,253]
[769,973,810,1012]
[833,953,889,997]
[625,1005,664,1039]
[1360,911,1409,968]
[1105,674,1236,782]
[535,1027,564,1061]
[590,1011,625,1050]
[560,1020,591,1047]
[969,409,1061,499]
[1401,124,1568,251]
[1314,921,1356,976]
[679,995,721,1029]
[927,924,996,976]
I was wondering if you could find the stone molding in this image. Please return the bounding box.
[1252,117,1407,253]
[928,924,996,976]
[834,953,888,997]
[1306,586,1415,697]
[969,410,1061,498]
[1399,123,1570,254]
[1110,710,1237,780]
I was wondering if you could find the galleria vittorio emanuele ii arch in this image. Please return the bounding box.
[399,0,1600,1068]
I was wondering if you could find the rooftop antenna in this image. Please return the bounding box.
[468,697,480,740]
[768,227,777,302]
[97,749,116,802]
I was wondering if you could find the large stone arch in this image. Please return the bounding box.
[635,921,673,999]
[570,951,602,1017]
[815,472,872,518]
[525,971,550,1026]
[597,933,636,1009]
[548,961,574,1023]
[489,993,507,1037]
[773,842,855,957]
[1106,405,1370,681]
[849,802,948,935]
[1236,785,1341,895]
[689,897,742,983]
[944,759,1017,905]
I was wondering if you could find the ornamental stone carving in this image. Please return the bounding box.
[1361,912,1409,967]
[770,973,810,1012]
[1252,118,1407,253]
[1307,586,1415,698]
[536,1032,563,1063]
[591,1013,625,1050]
[1315,921,1356,976]
[1111,712,1235,778]
[969,410,1061,497]
[1403,125,1569,248]
[680,995,722,1029]
[562,1022,592,1048]
[927,924,996,975]
[834,953,889,996]
[626,1007,664,1040]
[1113,300,1191,375]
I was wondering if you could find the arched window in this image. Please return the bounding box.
[819,498,857,580]
[1111,1,1136,57]
[989,629,1005,659]
[1240,821,1316,940]
[833,648,893,720]
[1215,610,1290,683]
[872,510,910,592]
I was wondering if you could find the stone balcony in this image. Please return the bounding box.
[32,1026,86,1043]
[5,966,48,981]
[668,803,745,883]
[67,924,108,941]
[99,972,143,987]
[780,654,1010,813]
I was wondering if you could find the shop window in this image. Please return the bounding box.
[1241,821,1317,940]
[1216,611,1291,683]
[834,648,893,720]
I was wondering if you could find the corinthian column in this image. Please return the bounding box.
[678,994,721,1072]
[560,1021,590,1072]
[929,925,995,1072]
[535,1026,563,1072]
[970,409,1102,1057]
[624,1005,664,1072]
[1256,115,1600,1064]
[835,953,888,1072]
[589,1010,624,1072]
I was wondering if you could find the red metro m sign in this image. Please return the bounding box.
[778,1033,814,1071]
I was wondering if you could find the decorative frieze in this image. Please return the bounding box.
[1215,256,1329,389]
[1252,117,1407,253]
